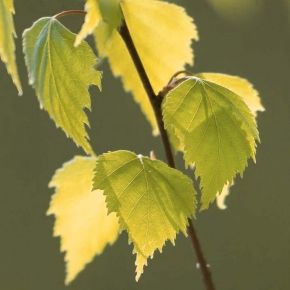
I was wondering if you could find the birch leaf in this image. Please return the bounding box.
[198,73,265,116]
[0,0,22,94]
[93,150,196,280]
[198,73,264,209]
[162,77,259,209]
[75,0,102,47]
[95,0,198,134]
[23,17,102,155]
[48,156,119,284]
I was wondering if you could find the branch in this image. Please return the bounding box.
[119,21,216,290]
[119,23,175,168]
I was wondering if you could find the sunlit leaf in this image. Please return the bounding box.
[48,156,119,284]
[93,150,196,280]
[197,73,264,209]
[75,0,122,47]
[163,77,259,209]
[23,17,102,155]
[0,0,22,94]
[98,0,122,30]
[75,0,102,47]
[198,73,265,116]
[95,0,198,134]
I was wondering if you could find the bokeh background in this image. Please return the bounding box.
[0,0,289,289]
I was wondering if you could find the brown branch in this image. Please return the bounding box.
[119,20,216,290]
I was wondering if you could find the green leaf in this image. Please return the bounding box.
[197,73,264,210]
[0,0,22,94]
[162,77,259,209]
[48,156,119,284]
[94,0,199,134]
[93,150,196,280]
[198,73,265,116]
[23,17,102,155]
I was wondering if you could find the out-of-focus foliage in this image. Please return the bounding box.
[206,0,263,22]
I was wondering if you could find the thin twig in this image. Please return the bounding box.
[119,20,216,290]
[54,10,86,19]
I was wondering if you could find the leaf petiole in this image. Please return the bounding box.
[53,10,86,19]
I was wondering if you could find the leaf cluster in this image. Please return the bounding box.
[0,0,264,284]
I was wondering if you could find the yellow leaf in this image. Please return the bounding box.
[48,156,119,284]
[95,0,198,134]
[199,73,265,116]
[0,0,22,94]
[75,0,102,47]
[95,25,158,133]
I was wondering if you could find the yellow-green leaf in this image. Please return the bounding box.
[75,0,122,47]
[48,156,119,284]
[98,0,123,30]
[0,0,22,94]
[197,73,265,209]
[75,0,102,47]
[95,0,198,134]
[162,77,259,209]
[23,17,102,155]
[198,73,265,116]
[93,150,196,280]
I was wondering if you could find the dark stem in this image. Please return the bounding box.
[54,10,86,19]
[119,23,175,168]
[119,21,216,290]
[187,219,216,290]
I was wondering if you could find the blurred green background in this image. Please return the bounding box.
[0,0,289,289]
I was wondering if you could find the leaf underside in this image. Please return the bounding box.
[93,150,196,280]
[23,17,102,155]
[163,77,259,209]
[48,156,119,284]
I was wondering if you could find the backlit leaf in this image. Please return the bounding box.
[199,73,265,209]
[93,150,196,280]
[0,0,22,94]
[48,156,119,284]
[75,0,122,47]
[75,0,102,47]
[95,0,198,134]
[23,17,102,155]
[198,73,264,209]
[162,77,259,209]
[198,73,265,116]
[98,0,123,30]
